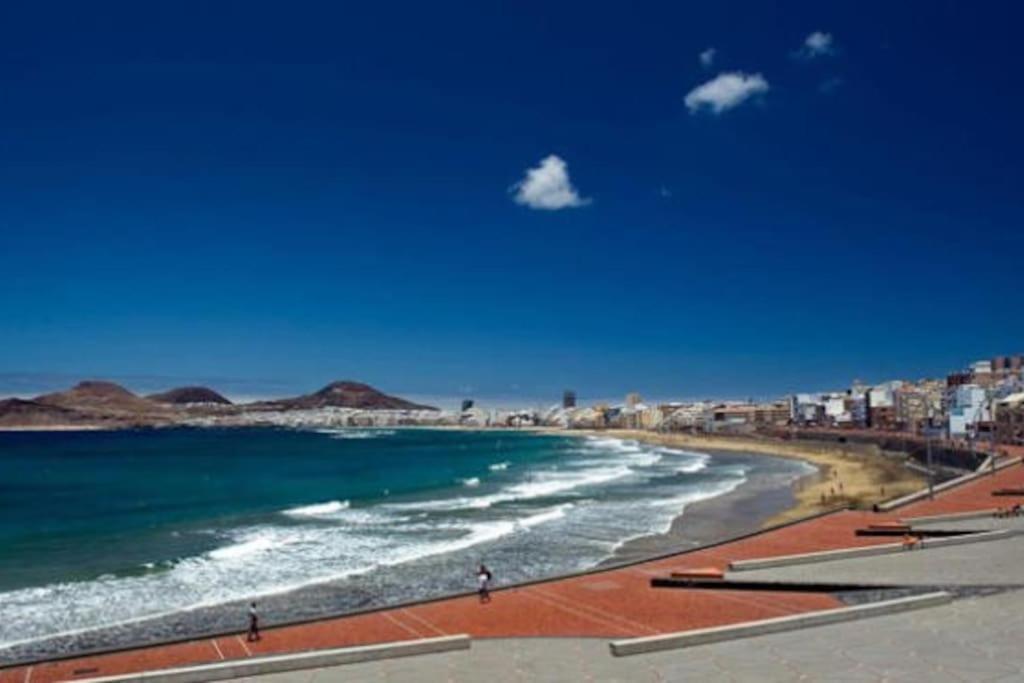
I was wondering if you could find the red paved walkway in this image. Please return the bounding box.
[3,459,1020,683]
[897,457,1024,518]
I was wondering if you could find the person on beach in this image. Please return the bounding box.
[477,564,493,603]
[247,601,261,641]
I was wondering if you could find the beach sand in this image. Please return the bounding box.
[597,430,926,527]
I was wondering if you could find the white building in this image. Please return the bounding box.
[948,384,990,437]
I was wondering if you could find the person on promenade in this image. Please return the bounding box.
[247,601,261,641]
[477,563,493,603]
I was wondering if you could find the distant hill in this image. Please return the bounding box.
[0,398,94,427]
[0,379,435,429]
[34,380,175,423]
[147,386,233,405]
[268,381,436,411]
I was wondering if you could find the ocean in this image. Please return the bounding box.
[0,427,808,660]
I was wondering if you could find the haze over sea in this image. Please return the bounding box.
[0,428,808,658]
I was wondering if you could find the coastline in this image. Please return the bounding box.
[590,429,925,527]
[605,451,810,565]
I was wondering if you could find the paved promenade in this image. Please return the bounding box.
[247,587,1024,682]
[2,455,1023,683]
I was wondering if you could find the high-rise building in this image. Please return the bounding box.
[562,390,577,409]
[625,392,642,409]
[460,399,474,412]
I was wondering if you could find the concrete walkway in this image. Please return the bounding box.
[243,588,1024,682]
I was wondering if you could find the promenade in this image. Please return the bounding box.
[3,450,1023,683]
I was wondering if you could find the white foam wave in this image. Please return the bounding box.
[489,461,510,471]
[506,465,633,499]
[282,500,350,517]
[314,429,397,440]
[648,476,746,511]
[460,477,480,488]
[677,461,708,474]
[208,534,284,560]
[387,437,667,513]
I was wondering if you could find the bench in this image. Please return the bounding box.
[856,523,914,537]
[669,567,725,582]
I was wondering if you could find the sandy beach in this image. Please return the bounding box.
[594,429,926,527]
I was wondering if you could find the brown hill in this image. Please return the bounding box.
[147,386,233,405]
[0,398,95,427]
[269,381,436,411]
[35,380,174,422]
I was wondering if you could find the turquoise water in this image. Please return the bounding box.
[0,427,805,654]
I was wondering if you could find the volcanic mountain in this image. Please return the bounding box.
[0,398,95,428]
[147,386,233,405]
[269,381,436,411]
[34,380,175,423]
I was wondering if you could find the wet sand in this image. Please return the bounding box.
[595,430,925,527]
[607,452,819,565]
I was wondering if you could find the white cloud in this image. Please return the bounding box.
[699,48,716,68]
[797,31,835,59]
[684,72,769,114]
[511,155,591,210]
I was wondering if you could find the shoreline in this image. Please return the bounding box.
[604,451,810,566]
[590,429,925,527]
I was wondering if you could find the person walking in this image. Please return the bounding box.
[247,601,261,642]
[477,564,493,603]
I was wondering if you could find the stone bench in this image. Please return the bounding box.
[669,567,725,582]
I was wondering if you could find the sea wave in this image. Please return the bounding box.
[387,437,671,513]
[282,500,351,517]
[314,429,397,440]
[489,461,510,471]
[648,476,746,511]
[208,532,292,560]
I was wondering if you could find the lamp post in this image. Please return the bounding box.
[926,432,934,499]
[991,392,998,475]
[923,404,939,500]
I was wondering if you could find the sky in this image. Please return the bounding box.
[1,1,1023,403]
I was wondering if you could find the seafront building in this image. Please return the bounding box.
[996,392,1024,445]
[177,353,1024,449]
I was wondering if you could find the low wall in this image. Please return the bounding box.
[79,635,471,683]
[877,456,1022,511]
[727,529,1009,572]
[609,593,951,656]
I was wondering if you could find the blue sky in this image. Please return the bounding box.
[1,1,1022,402]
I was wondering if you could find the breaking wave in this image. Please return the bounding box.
[282,500,351,517]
